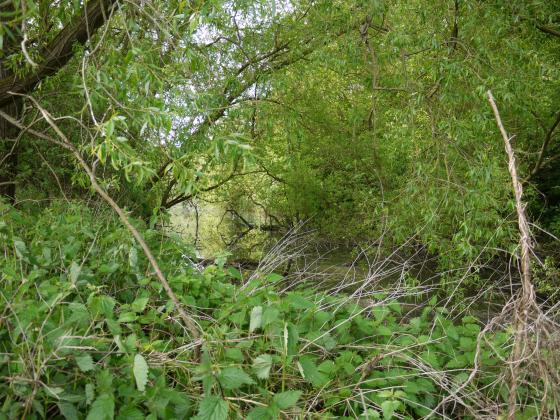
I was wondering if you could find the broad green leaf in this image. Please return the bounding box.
[360,409,381,419]
[13,239,28,259]
[377,326,393,337]
[287,294,314,309]
[128,247,138,268]
[265,273,283,282]
[273,390,302,409]
[86,394,115,420]
[117,406,144,420]
[262,306,280,326]
[118,312,137,323]
[298,356,328,387]
[249,306,263,333]
[247,406,276,420]
[195,395,228,420]
[89,295,116,318]
[76,354,95,372]
[225,348,244,362]
[58,402,79,420]
[286,323,299,356]
[69,261,81,284]
[381,400,400,420]
[217,367,255,390]
[252,354,273,379]
[133,354,149,392]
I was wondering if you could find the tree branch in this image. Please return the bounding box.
[0,0,118,108]
[525,110,560,182]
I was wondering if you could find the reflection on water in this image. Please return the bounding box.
[169,200,269,259]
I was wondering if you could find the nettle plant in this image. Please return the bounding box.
[0,201,530,419]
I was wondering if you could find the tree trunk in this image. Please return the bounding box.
[0,2,22,203]
[0,75,21,204]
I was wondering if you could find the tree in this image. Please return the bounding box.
[0,0,117,202]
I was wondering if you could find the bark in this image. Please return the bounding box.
[0,1,22,203]
[0,0,118,108]
[0,0,117,202]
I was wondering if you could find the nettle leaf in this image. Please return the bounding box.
[225,348,244,362]
[286,323,299,356]
[249,306,263,333]
[118,312,137,323]
[247,406,277,420]
[133,354,149,392]
[86,394,115,420]
[298,355,329,387]
[262,306,280,327]
[13,238,28,259]
[195,395,229,420]
[117,406,144,420]
[58,402,79,420]
[89,295,116,319]
[128,247,138,268]
[381,400,400,420]
[287,293,314,310]
[131,297,149,313]
[76,354,95,372]
[217,367,255,390]
[252,354,273,379]
[273,390,302,409]
[69,261,81,284]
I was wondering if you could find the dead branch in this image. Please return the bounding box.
[487,90,536,419]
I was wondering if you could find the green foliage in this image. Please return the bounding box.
[0,200,546,418]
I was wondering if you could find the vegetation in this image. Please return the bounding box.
[0,0,559,418]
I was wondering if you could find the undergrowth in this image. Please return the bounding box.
[0,202,545,419]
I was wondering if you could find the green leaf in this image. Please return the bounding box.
[195,395,229,420]
[360,409,381,419]
[117,406,144,420]
[287,293,314,309]
[225,348,244,362]
[247,406,276,420]
[262,306,280,327]
[249,306,263,333]
[133,354,149,392]
[69,261,81,284]
[252,354,273,379]
[118,312,137,323]
[58,402,79,420]
[106,318,122,335]
[381,400,400,420]
[265,272,283,282]
[217,367,255,390]
[86,394,115,420]
[128,247,138,268]
[273,390,302,409]
[89,295,116,318]
[298,356,328,387]
[286,323,299,356]
[76,354,95,372]
[13,239,28,259]
[227,267,242,280]
[377,325,393,336]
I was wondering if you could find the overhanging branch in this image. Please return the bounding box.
[0,0,118,108]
